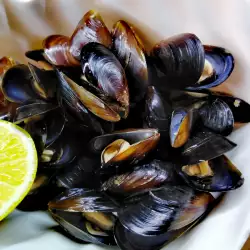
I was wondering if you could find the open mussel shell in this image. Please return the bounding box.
[43,35,79,66]
[187,45,234,90]
[56,70,106,134]
[56,156,101,189]
[13,100,57,124]
[181,128,237,165]
[2,64,39,103]
[28,63,57,100]
[101,159,177,195]
[151,33,205,89]
[80,42,129,117]
[112,20,148,104]
[58,72,120,122]
[90,128,160,168]
[69,10,112,60]
[170,108,191,148]
[144,86,172,136]
[179,155,244,192]
[199,98,234,136]
[210,92,250,123]
[115,192,214,250]
[49,210,116,245]
[48,188,119,212]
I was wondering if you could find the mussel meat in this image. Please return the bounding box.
[179,155,244,191]
[90,129,160,169]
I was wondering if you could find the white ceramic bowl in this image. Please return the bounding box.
[0,0,249,249]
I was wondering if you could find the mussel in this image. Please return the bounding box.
[144,86,172,136]
[49,210,116,245]
[188,45,234,90]
[48,188,119,212]
[81,42,129,117]
[90,129,160,170]
[151,33,205,89]
[70,10,112,60]
[179,155,244,192]
[198,98,234,136]
[115,185,214,250]
[101,159,177,195]
[180,128,236,165]
[112,20,148,104]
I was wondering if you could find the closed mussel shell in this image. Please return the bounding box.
[115,192,214,250]
[179,155,244,192]
[151,33,205,89]
[112,20,148,104]
[101,159,177,195]
[199,98,234,136]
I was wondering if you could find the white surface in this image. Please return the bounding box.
[0,0,250,249]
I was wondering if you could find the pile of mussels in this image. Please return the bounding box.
[0,9,249,250]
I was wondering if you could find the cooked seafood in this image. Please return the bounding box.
[1,9,247,250]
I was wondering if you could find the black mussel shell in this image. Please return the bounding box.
[90,128,160,168]
[179,155,244,192]
[40,126,83,168]
[80,42,129,117]
[101,159,177,195]
[199,98,234,136]
[115,192,214,250]
[49,210,116,246]
[112,20,148,104]
[25,49,45,62]
[13,100,57,123]
[151,33,205,89]
[69,10,112,60]
[144,86,172,136]
[118,185,194,236]
[48,188,119,212]
[2,64,39,103]
[187,45,234,90]
[56,70,105,134]
[210,92,250,123]
[44,108,66,147]
[170,108,191,148]
[24,119,47,155]
[28,63,57,100]
[56,156,101,189]
[0,56,17,82]
[181,128,236,165]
